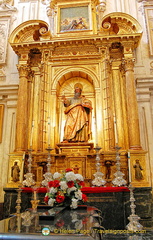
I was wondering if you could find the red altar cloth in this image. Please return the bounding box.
[21,186,129,193]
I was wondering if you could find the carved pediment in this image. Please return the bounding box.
[100,12,142,35]
[9,20,51,44]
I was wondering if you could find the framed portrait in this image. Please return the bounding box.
[0,104,4,143]
[60,5,90,32]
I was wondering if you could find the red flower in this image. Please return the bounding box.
[65,168,73,172]
[67,181,74,188]
[78,181,85,187]
[56,195,65,203]
[44,195,49,203]
[48,181,54,188]
[53,180,60,188]
[82,194,87,202]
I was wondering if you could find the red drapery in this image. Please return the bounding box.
[21,186,129,193]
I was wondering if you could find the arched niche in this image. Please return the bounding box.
[52,70,99,144]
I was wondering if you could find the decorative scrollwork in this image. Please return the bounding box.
[102,21,111,30]
[39,26,48,35]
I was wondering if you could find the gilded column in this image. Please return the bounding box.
[16,64,29,151]
[124,58,142,149]
[31,66,41,152]
[111,60,125,148]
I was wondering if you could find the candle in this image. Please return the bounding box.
[114,116,118,145]
[128,151,131,183]
[22,152,25,161]
[94,116,98,145]
[34,190,37,200]
[48,117,51,146]
[30,120,34,147]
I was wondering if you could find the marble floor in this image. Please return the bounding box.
[101,232,153,240]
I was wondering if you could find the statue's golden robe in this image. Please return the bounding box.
[63,97,92,142]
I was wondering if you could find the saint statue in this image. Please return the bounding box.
[11,161,20,182]
[62,83,92,143]
[133,159,143,180]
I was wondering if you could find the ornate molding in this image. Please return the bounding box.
[101,12,143,35]
[0,0,17,12]
[17,64,30,78]
[122,58,135,72]
[9,20,51,44]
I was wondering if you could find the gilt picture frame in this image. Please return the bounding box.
[60,5,90,33]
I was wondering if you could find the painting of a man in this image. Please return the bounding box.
[62,83,92,143]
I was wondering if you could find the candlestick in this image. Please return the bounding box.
[48,117,51,146]
[114,116,118,144]
[128,151,132,183]
[30,120,34,147]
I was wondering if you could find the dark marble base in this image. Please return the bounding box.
[0,203,3,220]
[3,187,153,230]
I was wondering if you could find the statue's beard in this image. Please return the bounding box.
[74,92,81,98]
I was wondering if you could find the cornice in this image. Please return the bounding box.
[10,33,142,56]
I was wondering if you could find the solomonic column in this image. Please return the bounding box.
[15,64,29,151]
[123,58,142,150]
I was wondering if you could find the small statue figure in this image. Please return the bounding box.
[105,160,112,179]
[11,161,20,182]
[73,165,80,174]
[133,159,143,180]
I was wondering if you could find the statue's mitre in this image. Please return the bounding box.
[74,83,83,90]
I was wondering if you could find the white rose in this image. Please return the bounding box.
[67,186,77,195]
[75,189,82,200]
[75,174,84,181]
[60,181,68,190]
[53,172,61,179]
[49,187,57,194]
[65,172,77,181]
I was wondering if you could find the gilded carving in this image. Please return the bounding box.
[52,45,99,57]
[123,58,135,72]
[101,12,142,35]
[17,64,30,77]
[7,6,150,187]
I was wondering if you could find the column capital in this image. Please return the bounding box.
[16,64,30,78]
[122,58,135,72]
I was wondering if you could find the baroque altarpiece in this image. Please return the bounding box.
[7,0,150,188]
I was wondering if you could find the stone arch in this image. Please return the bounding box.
[101,12,142,35]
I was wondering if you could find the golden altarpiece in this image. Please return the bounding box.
[7,0,150,188]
